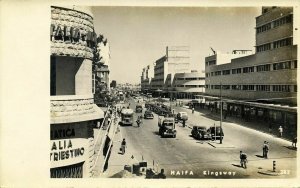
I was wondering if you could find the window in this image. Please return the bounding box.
[205,73,210,77]
[294,85,297,92]
[294,60,297,68]
[273,61,291,70]
[232,68,242,74]
[256,23,271,34]
[272,85,291,92]
[211,72,214,76]
[256,85,270,91]
[185,78,197,80]
[256,43,271,52]
[273,38,292,49]
[206,60,216,66]
[232,85,241,90]
[257,64,270,72]
[222,85,230,90]
[214,71,221,76]
[243,66,254,73]
[222,70,230,75]
[205,85,209,89]
[242,85,255,91]
[214,85,220,89]
[273,14,292,28]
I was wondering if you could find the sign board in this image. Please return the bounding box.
[50,138,87,168]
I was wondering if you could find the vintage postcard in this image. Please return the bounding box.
[1,0,300,187]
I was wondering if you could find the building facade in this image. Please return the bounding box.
[50,6,104,178]
[148,46,191,96]
[204,7,297,139]
[171,71,206,99]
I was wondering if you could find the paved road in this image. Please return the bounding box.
[115,98,297,179]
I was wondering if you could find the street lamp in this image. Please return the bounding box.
[220,82,223,144]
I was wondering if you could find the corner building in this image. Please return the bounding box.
[205,7,297,139]
[50,6,104,178]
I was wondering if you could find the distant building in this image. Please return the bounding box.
[150,46,191,97]
[141,64,154,93]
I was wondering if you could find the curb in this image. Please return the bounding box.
[257,170,281,176]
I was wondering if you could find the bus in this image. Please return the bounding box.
[121,109,134,125]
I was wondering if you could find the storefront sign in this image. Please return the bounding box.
[50,138,86,168]
[50,24,97,46]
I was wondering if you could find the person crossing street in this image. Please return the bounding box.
[240,151,248,169]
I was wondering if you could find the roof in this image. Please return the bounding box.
[121,109,134,115]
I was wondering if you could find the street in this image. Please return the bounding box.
[110,98,297,178]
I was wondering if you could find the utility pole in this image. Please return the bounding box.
[220,82,223,144]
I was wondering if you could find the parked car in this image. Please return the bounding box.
[191,125,211,140]
[177,112,188,121]
[210,126,224,140]
[191,125,224,140]
[144,110,154,119]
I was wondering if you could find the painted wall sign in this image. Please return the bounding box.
[50,24,97,47]
[50,138,87,168]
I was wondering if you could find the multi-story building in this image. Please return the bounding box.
[50,6,104,178]
[170,70,206,99]
[151,46,190,96]
[204,6,297,139]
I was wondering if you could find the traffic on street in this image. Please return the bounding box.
[103,93,297,179]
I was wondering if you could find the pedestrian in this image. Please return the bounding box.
[292,137,297,148]
[278,126,283,137]
[192,107,195,114]
[182,119,186,127]
[136,117,141,127]
[263,141,269,159]
[240,151,248,169]
[121,138,127,155]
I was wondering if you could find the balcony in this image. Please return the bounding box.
[50,95,104,124]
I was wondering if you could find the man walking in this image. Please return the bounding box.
[292,137,297,148]
[240,151,248,169]
[121,138,127,155]
[264,141,269,159]
[192,107,195,114]
[278,126,283,137]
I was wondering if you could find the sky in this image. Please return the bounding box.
[92,7,261,84]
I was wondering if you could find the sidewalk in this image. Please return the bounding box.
[182,104,294,142]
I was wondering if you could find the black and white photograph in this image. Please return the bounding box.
[1,0,299,187]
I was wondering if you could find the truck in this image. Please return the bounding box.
[158,116,176,138]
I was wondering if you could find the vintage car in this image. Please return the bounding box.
[144,110,154,119]
[191,125,212,140]
[191,125,224,140]
[210,126,224,140]
[158,117,176,138]
[135,105,143,113]
[177,112,188,121]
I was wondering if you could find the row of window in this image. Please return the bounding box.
[256,14,292,34]
[175,77,205,81]
[206,84,297,92]
[175,85,205,88]
[256,37,292,52]
[206,60,297,77]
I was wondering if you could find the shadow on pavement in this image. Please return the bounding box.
[255,155,264,158]
[283,146,297,150]
[152,131,160,136]
[232,164,243,168]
